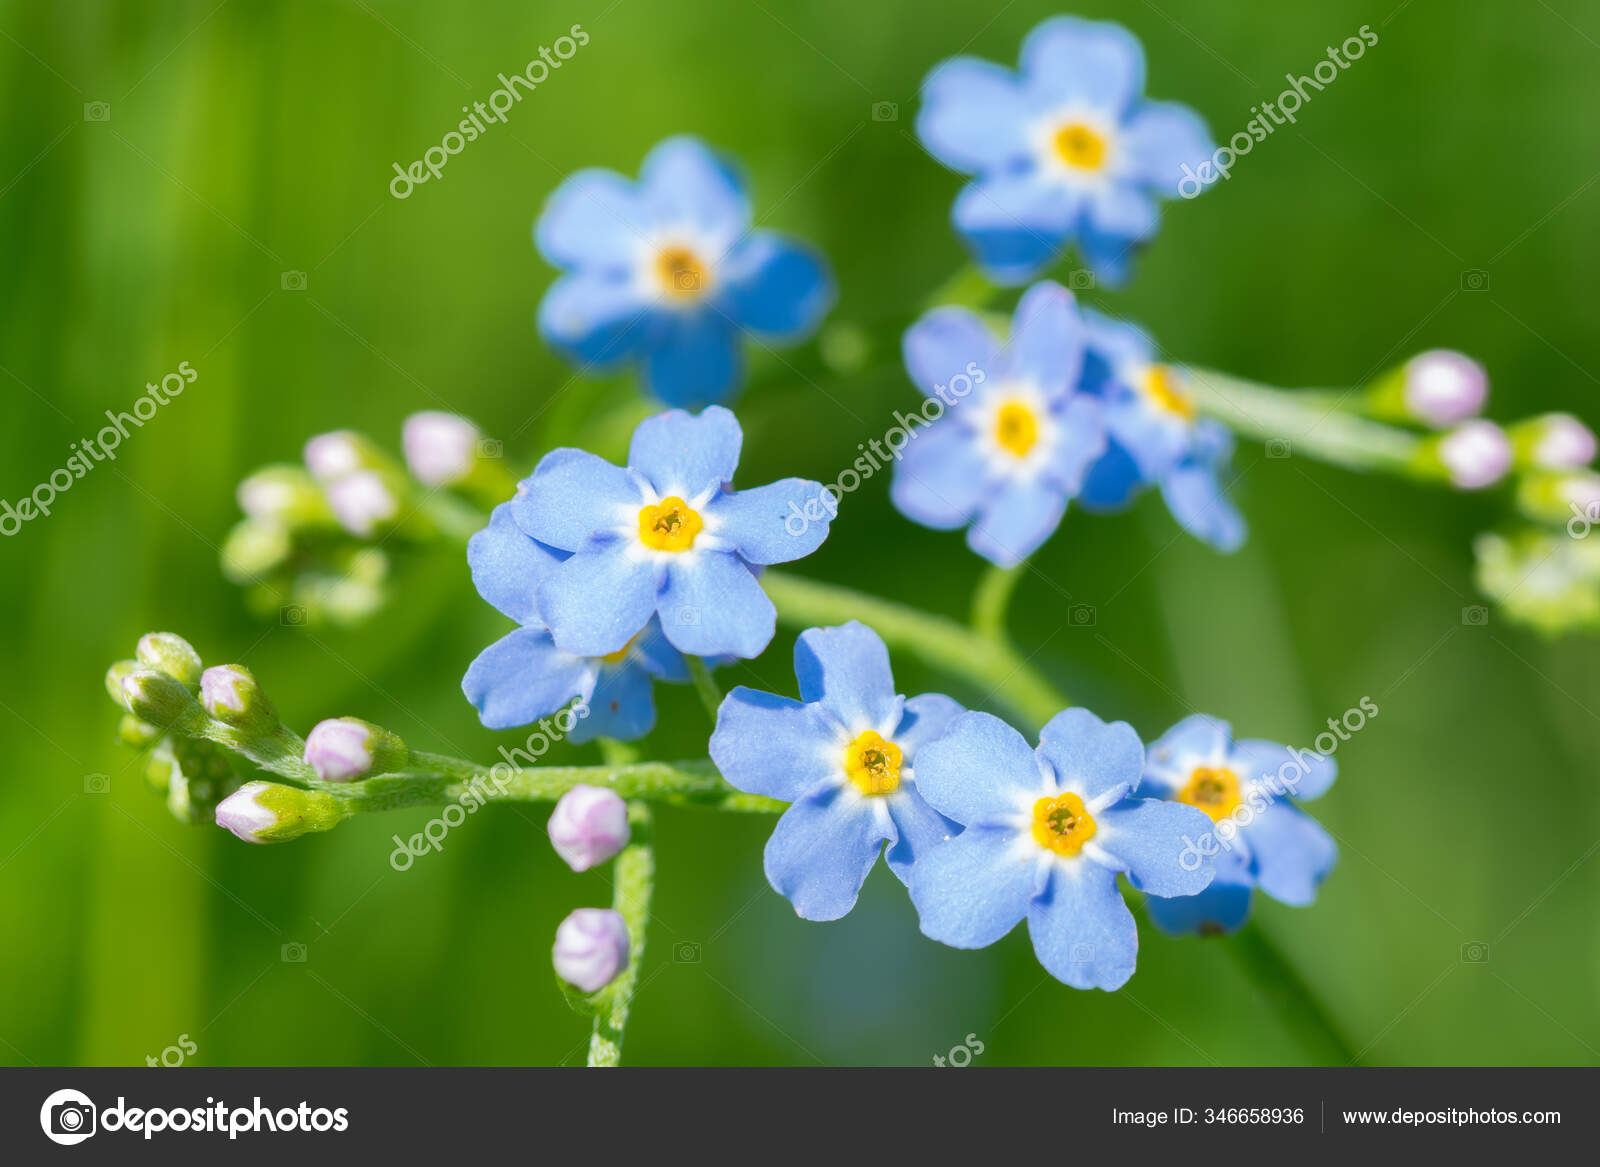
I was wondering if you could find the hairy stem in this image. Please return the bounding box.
[686,656,724,721]
[763,570,1069,731]
[971,562,1026,643]
[1226,920,1361,1066]
[588,803,653,1066]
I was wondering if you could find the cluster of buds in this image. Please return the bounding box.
[221,412,511,627]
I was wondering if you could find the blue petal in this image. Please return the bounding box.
[916,56,1034,174]
[1093,798,1216,897]
[903,306,1001,397]
[721,231,835,341]
[883,788,960,884]
[535,169,654,271]
[1082,308,1155,378]
[952,172,1078,285]
[1085,182,1159,239]
[1036,707,1143,802]
[467,503,567,627]
[1077,440,1147,510]
[538,273,653,372]
[1144,867,1255,936]
[1123,101,1215,191]
[966,476,1066,567]
[1047,394,1109,492]
[1103,391,1191,479]
[1075,224,1142,288]
[1007,280,1085,391]
[658,551,774,657]
[909,824,1035,947]
[913,710,1044,825]
[763,784,892,920]
[642,310,744,407]
[1142,713,1233,794]
[1027,862,1138,990]
[510,448,640,552]
[890,419,989,529]
[638,135,750,247]
[569,662,656,744]
[895,692,967,759]
[704,477,833,564]
[536,544,659,657]
[1234,738,1337,802]
[1019,16,1147,114]
[630,618,691,682]
[627,405,743,500]
[794,621,901,732]
[710,687,844,800]
[1161,460,1246,552]
[461,627,596,730]
[1244,802,1337,907]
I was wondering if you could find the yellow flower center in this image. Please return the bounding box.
[1177,765,1241,822]
[1053,122,1107,171]
[600,632,640,665]
[1031,792,1096,856]
[994,400,1040,457]
[637,496,703,552]
[843,730,902,796]
[655,246,708,298]
[1142,365,1195,420]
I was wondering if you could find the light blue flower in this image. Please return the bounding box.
[1075,309,1246,551]
[908,708,1214,990]
[461,503,689,743]
[535,135,836,406]
[709,622,965,921]
[1137,714,1338,936]
[512,405,832,660]
[916,16,1214,286]
[890,281,1106,566]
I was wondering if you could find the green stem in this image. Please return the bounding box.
[1226,920,1361,1066]
[685,656,723,721]
[1185,367,1422,476]
[588,803,653,1067]
[763,570,1068,731]
[971,562,1026,643]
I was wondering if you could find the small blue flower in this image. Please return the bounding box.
[890,281,1106,566]
[1137,714,1338,936]
[461,503,689,743]
[512,405,832,660]
[908,708,1214,990]
[1076,309,1246,551]
[535,135,836,406]
[916,16,1214,286]
[709,622,965,921]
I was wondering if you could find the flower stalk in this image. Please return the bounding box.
[586,802,654,1067]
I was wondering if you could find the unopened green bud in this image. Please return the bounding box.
[136,632,203,687]
[106,660,139,709]
[237,464,337,530]
[215,780,348,844]
[164,738,238,824]
[1506,413,1597,472]
[303,717,408,781]
[221,518,293,584]
[200,664,278,734]
[1475,530,1600,637]
[1412,420,1512,490]
[120,668,205,731]
[118,713,163,748]
[1515,470,1600,529]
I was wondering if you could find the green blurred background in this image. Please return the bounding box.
[1,0,1596,1067]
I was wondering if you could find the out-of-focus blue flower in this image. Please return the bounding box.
[908,708,1214,990]
[891,281,1106,566]
[1076,309,1246,551]
[1137,714,1338,936]
[462,503,690,743]
[535,135,836,406]
[916,16,1214,286]
[709,622,965,921]
[512,405,832,660]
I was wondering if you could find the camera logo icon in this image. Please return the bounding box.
[1067,269,1096,291]
[1265,438,1292,459]
[476,437,504,460]
[280,270,308,291]
[1460,269,1490,292]
[281,941,308,963]
[870,100,899,122]
[281,604,308,626]
[84,773,110,794]
[1460,941,1490,963]
[1068,603,1096,627]
[673,941,702,963]
[83,102,110,122]
[674,605,700,626]
[1461,605,1489,626]
[40,1088,96,1145]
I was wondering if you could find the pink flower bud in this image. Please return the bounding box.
[1532,413,1596,470]
[402,412,481,487]
[547,785,630,872]
[1438,420,1511,489]
[1403,350,1488,428]
[325,470,398,537]
[215,782,278,844]
[303,717,407,781]
[553,907,629,993]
